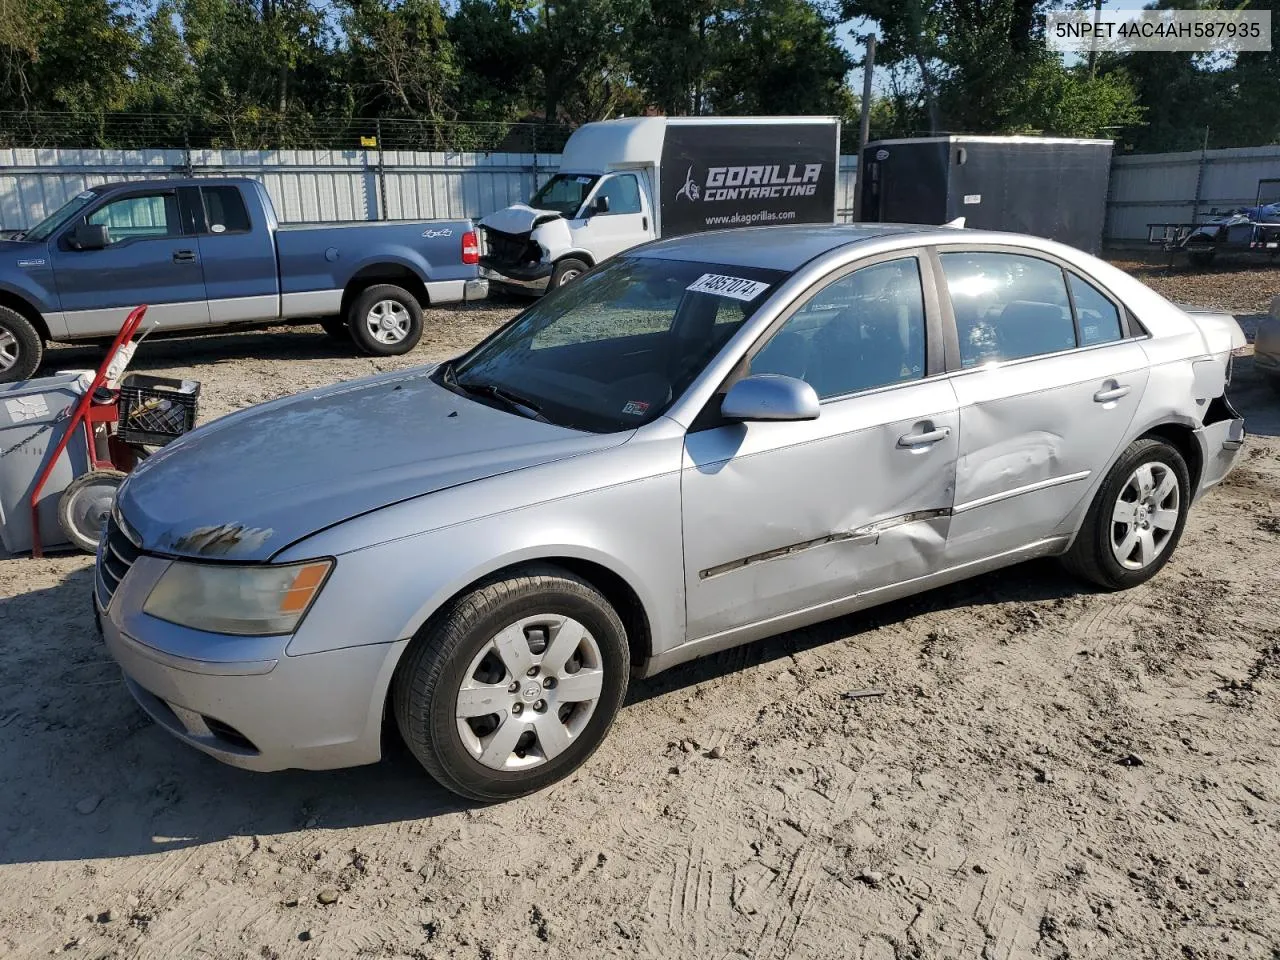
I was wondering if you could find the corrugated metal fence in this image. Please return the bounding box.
[1106,144,1280,242]
[0,148,862,230]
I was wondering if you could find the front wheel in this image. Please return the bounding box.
[550,257,590,288]
[1061,438,1191,590]
[0,305,43,383]
[58,469,126,553]
[393,566,629,802]
[346,284,424,356]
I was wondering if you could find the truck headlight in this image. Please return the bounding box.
[143,559,333,636]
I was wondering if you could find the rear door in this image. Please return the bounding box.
[50,187,209,337]
[190,184,280,323]
[681,251,959,640]
[934,246,1150,565]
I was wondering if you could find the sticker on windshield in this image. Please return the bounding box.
[75,190,95,200]
[621,400,649,416]
[575,176,593,184]
[686,273,770,302]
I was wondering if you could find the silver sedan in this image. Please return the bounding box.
[96,224,1246,801]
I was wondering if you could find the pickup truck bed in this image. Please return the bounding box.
[0,177,487,382]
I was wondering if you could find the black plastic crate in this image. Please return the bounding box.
[117,374,200,447]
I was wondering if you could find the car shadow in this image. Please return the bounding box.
[627,557,1085,704]
[1,557,1084,867]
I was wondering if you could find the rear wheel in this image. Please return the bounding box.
[550,258,590,289]
[0,306,43,383]
[1062,438,1190,590]
[58,469,126,553]
[346,284,424,356]
[393,565,629,802]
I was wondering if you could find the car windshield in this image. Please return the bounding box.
[448,256,787,432]
[21,190,99,242]
[529,174,599,217]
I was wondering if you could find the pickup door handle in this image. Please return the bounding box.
[898,426,951,448]
[172,249,197,264]
[1093,383,1131,403]
[642,216,649,231]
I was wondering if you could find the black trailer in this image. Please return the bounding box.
[859,135,1114,254]
[1147,177,1280,268]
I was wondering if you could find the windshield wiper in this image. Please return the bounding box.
[454,377,550,423]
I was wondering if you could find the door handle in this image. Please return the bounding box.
[1093,384,1131,403]
[642,216,649,231]
[898,426,951,448]
[172,249,197,263]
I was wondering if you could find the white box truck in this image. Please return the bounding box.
[478,115,841,292]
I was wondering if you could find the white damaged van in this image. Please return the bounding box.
[478,116,840,292]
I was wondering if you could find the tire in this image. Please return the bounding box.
[1187,246,1216,268]
[393,565,630,802]
[319,316,351,341]
[345,284,424,356]
[550,258,590,289]
[58,469,126,553]
[0,305,43,383]
[1061,438,1191,591]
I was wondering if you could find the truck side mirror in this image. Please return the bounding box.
[591,195,610,216]
[70,222,109,250]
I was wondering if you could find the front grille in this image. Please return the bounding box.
[96,513,141,609]
[481,227,537,266]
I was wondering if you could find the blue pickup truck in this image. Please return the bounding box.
[0,177,488,382]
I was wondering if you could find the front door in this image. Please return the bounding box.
[935,249,1150,564]
[569,173,652,262]
[682,254,959,641]
[50,187,209,338]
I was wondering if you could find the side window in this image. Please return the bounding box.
[939,252,1076,366]
[202,186,252,234]
[1068,273,1124,346]
[750,257,926,399]
[87,193,180,243]
[595,175,642,215]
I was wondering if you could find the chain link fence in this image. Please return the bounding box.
[0,111,576,153]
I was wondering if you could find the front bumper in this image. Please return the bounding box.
[96,554,404,772]
[480,257,552,294]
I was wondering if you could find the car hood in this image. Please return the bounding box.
[117,367,628,562]
[479,203,564,236]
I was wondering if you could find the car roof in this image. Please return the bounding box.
[632,223,950,271]
[93,176,257,194]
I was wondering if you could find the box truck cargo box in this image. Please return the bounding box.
[859,136,1113,254]
[480,116,840,293]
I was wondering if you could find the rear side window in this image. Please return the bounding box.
[939,252,1076,366]
[1068,273,1124,346]
[201,186,251,234]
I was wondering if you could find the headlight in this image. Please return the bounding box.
[143,559,333,636]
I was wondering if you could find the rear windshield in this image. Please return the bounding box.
[449,256,787,432]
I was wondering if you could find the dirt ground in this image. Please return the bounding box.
[2,261,1279,960]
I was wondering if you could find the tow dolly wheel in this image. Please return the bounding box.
[58,470,127,553]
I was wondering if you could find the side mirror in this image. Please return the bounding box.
[721,374,820,423]
[71,222,109,250]
[591,194,610,215]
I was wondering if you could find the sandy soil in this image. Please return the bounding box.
[2,270,1279,960]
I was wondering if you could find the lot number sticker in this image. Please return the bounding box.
[686,273,770,301]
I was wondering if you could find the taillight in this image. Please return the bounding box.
[462,230,480,265]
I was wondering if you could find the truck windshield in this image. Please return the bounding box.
[21,190,99,242]
[529,174,599,217]
[447,256,786,433]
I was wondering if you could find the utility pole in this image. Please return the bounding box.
[853,33,876,221]
[1087,0,1103,77]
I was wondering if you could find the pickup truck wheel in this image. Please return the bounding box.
[0,306,43,383]
[393,565,629,802]
[551,258,590,288]
[347,284,424,356]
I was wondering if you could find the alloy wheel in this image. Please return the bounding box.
[364,299,411,344]
[1110,461,1181,570]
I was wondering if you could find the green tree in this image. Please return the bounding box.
[343,0,459,121]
